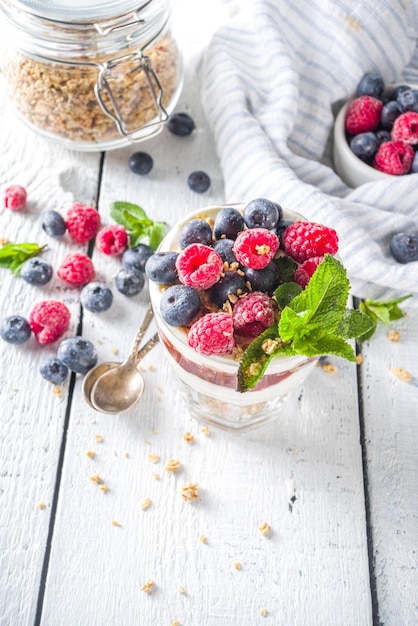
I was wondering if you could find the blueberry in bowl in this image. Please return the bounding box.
[333,72,418,187]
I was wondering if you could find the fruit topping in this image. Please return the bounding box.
[160,284,201,326]
[281,222,338,264]
[188,311,236,356]
[176,243,223,289]
[232,291,275,338]
[233,228,279,269]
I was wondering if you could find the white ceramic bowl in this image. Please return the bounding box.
[149,205,318,431]
[333,83,417,187]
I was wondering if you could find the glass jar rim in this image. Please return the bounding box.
[0,0,153,22]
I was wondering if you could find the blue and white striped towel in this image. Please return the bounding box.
[202,0,418,302]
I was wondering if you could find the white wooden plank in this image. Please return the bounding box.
[0,93,102,625]
[359,303,418,626]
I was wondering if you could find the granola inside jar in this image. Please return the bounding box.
[0,0,183,151]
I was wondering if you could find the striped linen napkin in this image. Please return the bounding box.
[202,0,418,302]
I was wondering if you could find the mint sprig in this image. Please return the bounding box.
[110,201,166,249]
[358,295,411,342]
[0,242,46,274]
[237,255,374,392]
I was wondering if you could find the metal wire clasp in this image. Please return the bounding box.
[94,51,168,141]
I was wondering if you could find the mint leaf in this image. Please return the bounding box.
[237,324,292,392]
[287,255,349,332]
[274,282,302,309]
[0,242,46,274]
[358,294,411,343]
[274,255,298,283]
[110,201,166,250]
[336,308,376,339]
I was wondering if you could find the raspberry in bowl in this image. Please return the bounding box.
[333,73,418,187]
[147,201,350,431]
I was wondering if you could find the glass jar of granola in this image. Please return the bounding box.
[0,0,183,151]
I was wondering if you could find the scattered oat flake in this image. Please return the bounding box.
[111,520,121,527]
[171,621,181,626]
[94,434,103,443]
[260,608,268,617]
[199,534,207,543]
[152,472,160,480]
[181,482,199,501]
[387,330,400,342]
[0,238,9,246]
[99,483,109,494]
[90,473,102,484]
[233,561,241,570]
[141,579,154,593]
[323,363,337,374]
[147,453,160,463]
[38,502,46,510]
[52,385,62,397]
[86,450,95,459]
[147,364,154,371]
[390,366,412,382]
[259,522,270,536]
[152,428,158,434]
[111,346,119,354]
[124,452,129,458]
[183,431,194,443]
[165,458,181,472]
[140,498,152,510]
[178,586,185,594]
[356,353,363,365]
[200,426,209,435]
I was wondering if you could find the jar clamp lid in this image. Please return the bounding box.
[0,0,178,144]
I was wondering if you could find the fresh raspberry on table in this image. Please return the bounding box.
[294,256,323,288]
[176,243,223,290]
[188,312,235,355]
[373,141,414,175]
[345,96,383,134]
[282,222,338,264]
[232,291,275,338]
[95,224,128,255]
[29,300,70,345]
[390,111,418,145]
[233,228,279,269]
[57,252,95,286]
[4,184,27,211]
[65,202,101,243]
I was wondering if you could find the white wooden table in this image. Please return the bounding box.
[1,2,417,625]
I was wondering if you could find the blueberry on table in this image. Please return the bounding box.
[355,73,385,98]
[115,267,145,296]
[167,112,195,136]
[213,207,245,240]
[145,251,178,284]
[41,210,67,238]
[390,232,418,264]
[20,258,53,285]
[40,357,69,384]
[178,219,213,248]
[0,315,31,344]
[187,171,211,194]
[349,132,379,161]
[160,284,200,326]
[57,337,98,374]
[122,244,154,272]
[80,282,113,313]
[128,151,154,175]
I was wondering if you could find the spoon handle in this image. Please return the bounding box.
[135,332,160,365]
[127,304,155,361]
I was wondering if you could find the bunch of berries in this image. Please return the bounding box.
[344,72,418,176]
[146,198,339,357]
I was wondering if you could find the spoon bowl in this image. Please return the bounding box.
[82,304,159,414]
